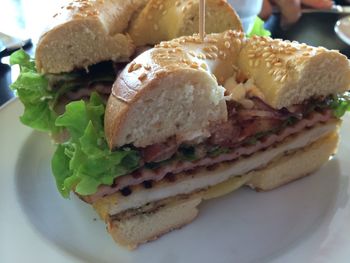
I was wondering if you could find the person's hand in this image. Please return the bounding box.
[260,0,333,27]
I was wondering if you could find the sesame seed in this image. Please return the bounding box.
[181,58,188,63]
[249,60,253,67]
[224,32,231,39]
[206,53,213,59]
[248,54,255,58]
[210,52,218,59]
[274,62,283,67]
[211,45,218,52]
[200,63,208,70]
[153,24,159,31]
[203,46,211,52]
[266,62,272,68]
[275,75,282,81]
[128,63,135,72]
[254,59,260,67]
[235,38,241,47]
[280,74,287,82]
[133,63,142,70]
[138,73,147,81]
[224,41,231,49]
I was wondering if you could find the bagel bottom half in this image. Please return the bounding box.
[99,131,338,249]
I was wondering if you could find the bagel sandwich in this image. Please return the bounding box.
[10,0,242,140]
[34,30,348,249]
[9,1,350,249]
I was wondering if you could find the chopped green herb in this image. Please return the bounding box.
[208,146,230,157]
[178,145,197,161]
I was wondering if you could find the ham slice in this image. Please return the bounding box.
[86,110,333,203]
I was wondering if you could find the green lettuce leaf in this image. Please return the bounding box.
[247,16,271,37]
[10,50,116,134]
[52,93,140,197]
[330,93,350,118]
[10,50,59,132]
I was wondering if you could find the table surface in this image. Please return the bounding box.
[1,0,350,107]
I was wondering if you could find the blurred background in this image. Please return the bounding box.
[1,0,350,106]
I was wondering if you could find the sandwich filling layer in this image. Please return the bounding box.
[92,120,338,215]
[84,97,336,203]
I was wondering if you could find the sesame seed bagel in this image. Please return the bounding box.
[239,36,350,109]
[105,31,244,148]
[35,0,242,74]
[36,0,147,73]
[105,30,350,149]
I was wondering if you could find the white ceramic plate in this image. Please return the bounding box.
[1,99,350,263]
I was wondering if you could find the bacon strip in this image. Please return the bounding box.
[86,110,333,203]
